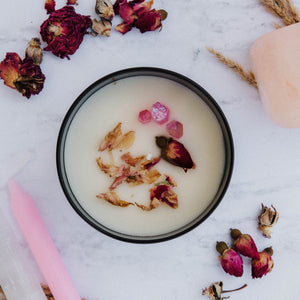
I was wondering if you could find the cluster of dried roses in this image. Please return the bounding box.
[202,204,279,300]
[0,0,167,99]
[95,122,195,210]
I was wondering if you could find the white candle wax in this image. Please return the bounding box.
[64,76,225,236]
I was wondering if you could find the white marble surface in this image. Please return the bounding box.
[1,0,300,299]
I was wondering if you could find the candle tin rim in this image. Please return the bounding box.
[56,67,234,244]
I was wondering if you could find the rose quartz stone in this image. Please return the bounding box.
[151,102,169,124]
[166,120,183,138]
[250,23,300,128]
[138,109,151,124]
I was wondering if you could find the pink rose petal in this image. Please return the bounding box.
[152,102,169,124]
[166,120,183,138]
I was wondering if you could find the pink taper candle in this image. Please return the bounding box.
[8,179,81,300]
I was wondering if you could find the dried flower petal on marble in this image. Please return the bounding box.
[25,38,43,65]
[67,0,78,5]
[251,247,274,279]
[156,136,195,172]
[45,0,56,14]
[166,120,183,139]
[230,228,260,260]
[138,109,152,124]
[0,53,45,99]
[135,9,162,33]
[114,0,167,34]
[40,5,92,59]
[216,241,243,277]
[96,191,133,207]
[152,102,169,124]
[202,282,247,300]
[95,0,115,21]
[258,203,279,238]
[121,152,146,167]
[91,18,112,36]
[141,156,160,170]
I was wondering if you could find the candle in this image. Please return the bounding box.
[8,179,81,300]
[62,75,226,237]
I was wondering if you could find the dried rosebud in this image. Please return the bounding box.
[0,53,45,99]
[258,203,279,238]
[40,6,92,59]
[202,282,247,300]
[216,241,243,277]
[25,38,43,65]
[230,228,260,260]
[166,120,183,139]
[156,136,195,172]
[45,0,56,14]
[95,0,115,21]
[91,18,112,37]
[252,247,274,278]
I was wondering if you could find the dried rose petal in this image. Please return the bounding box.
[67,0,78,5]
[0,53,45,99]
[133,0,153,15]
[0,52,21,89]
[138,109,152,124]
[216,242,243,277]
[40,6,92,59]
[152,102,169,124]
[121,152,146,166]
[252,247,274,278]
[115,131,135,149]
[230,228,260,260]
[135,9,162,33]
[45,0,56,14]
[156,136,195,172]
[166,120,183,139]
[141,156,160,170]
[96,191,133,207]
[96,157,125,177]
[98,122,123,151]
[115,22,132,34]
[258,203,279,238]
[119,1,136,24]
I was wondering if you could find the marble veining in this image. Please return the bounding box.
[1,0,300,299]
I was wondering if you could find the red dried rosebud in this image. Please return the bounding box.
[138,109,152,124]
[136,9,162,33]
[156,136,195,172]
[166,120,183,139]
[0,53,45,99]
[119,1,136,24]
[216,241,243,277]
[252,247,274,278]
[40,6,92,59]
[45,0,56,14]
[230,228,260,260]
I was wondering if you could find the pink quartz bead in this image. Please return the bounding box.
[138,109,152,124]
[166,120,183,138]
[151,102,169,124]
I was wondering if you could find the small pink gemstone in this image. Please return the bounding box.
[151,102,169,124]
[138,109,152,124]
[166,120,183,138]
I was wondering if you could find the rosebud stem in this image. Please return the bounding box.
[222,284,247,293]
